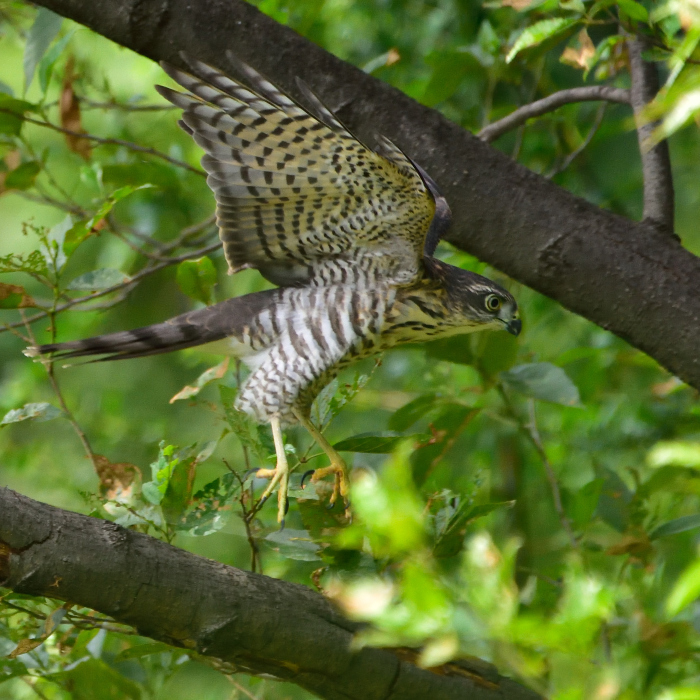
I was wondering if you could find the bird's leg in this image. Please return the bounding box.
[293,409,349,509]
[255,416,289,525]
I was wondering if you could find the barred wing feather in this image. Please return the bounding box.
[157,56,436,287]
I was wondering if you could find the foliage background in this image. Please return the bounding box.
[1,0,700,698]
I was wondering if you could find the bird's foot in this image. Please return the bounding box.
[256,463,290,527]
[301,460,350,515]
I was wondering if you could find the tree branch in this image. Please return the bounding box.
[0,487,541,700]
[21,0,700,391]
[627,36,675,233]
[478,86,630,143]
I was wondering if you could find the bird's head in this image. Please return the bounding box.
[424,258,521,336]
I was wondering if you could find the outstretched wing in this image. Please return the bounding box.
[156,55,448,287]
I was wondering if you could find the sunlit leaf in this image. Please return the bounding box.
[647,441,700,469]
[141,442,180,505]
[506,17,579,63]
[667,558,700,617]
[617,0,649,22]
[501,362,581,406]
[23,8,63,92]
[1,402,62,425]
[170,358,229,402]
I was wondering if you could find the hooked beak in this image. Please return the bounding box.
[505,318,522,336]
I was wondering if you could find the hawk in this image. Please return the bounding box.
[26,54,521,524]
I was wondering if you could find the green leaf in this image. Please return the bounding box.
[424,334,475,366]
[54,658,143,700]
[24,8,63,92]
[176,257,217,305]
[506,17,579,63]
[434,501,514,558]
[617,0,649,22]
[141,441,180,505]
[67,268,131,291]
[38,30,74,94]
[44,215,73,271]
[4,161,41,190]
[388,394,439,431]
[264,528,321,561]
[0,94,36,136]
[179,472,239,535]
[667,558,700,617]
[115,642,174,661]
[647,441,700,469]
[161,455,196,526]
[0,282,35,309]
[0,250,48,276]
[333,432,422,453]
[501,362,581,406]
[563,478,603,528]
[1,402,62,425]
[475,330,519,379]
[219,385,269,461]
[650,515,700,540]
[170,358,229,402]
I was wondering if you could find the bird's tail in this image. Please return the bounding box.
[24,290,278,362]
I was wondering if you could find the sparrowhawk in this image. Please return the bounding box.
[26,54,521,523]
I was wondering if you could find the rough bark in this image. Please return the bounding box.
[25,0,700,390]
[627,36,675,233]
[0,487,541,700]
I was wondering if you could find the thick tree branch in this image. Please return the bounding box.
[477,86,630,143]
[21,0,700,391]
[0,487,541,700]
[627,36,675,233]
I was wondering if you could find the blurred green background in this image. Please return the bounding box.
[2,0,700,698]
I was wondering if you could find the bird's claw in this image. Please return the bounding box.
[300,469,315,489]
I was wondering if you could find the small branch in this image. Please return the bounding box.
[478,86,630,143]
[497,387,577,550]
[0,109,205,177]
[0,240,221,334]
[627,36,675,234]
[546,102,607,179]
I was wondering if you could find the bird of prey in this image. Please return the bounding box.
[26,54,521,524]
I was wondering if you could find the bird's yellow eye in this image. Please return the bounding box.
[485,294,502,312]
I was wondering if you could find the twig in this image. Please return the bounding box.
[20,312,98,470]
[478,86,630,143]
[227,457,261,574]
[546,102,607,179]
[22,678,51,700]
[0,109,205,177]
[627,36,675,234]
[0,240,221,334]
[78,97,177,112]
[497,386,578,550]
[226,676,261,700]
